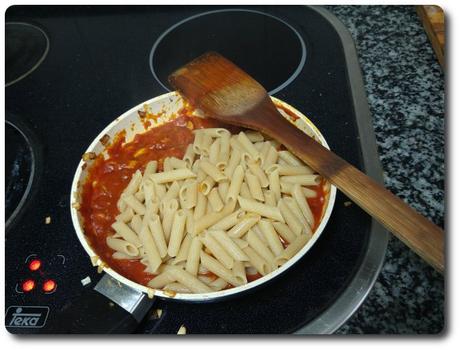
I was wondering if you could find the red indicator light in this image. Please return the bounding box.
[29,259,42,271]
[42,279,56,293]
[22,279,35,292]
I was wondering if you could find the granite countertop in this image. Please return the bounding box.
[322,5,445,334]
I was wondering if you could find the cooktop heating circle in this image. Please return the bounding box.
[5,22,50,87]
[149,8,307,95]
[5,121,36,228]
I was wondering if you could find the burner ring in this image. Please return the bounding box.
[149,8,307,95]
[5,121,35,228]
[6,22,50,87]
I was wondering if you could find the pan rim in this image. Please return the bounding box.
[70,91,337,302]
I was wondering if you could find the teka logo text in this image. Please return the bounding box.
[5,306,49,328]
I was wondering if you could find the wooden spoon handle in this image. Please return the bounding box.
[262,109,444,273]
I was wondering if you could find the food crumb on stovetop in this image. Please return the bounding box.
[45,216,51,224]
[81,276,91,286]
[152,309,163,319]
[177,324,187,335]
[344,201,352,207]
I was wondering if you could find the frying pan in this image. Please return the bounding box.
[55,92,336,333]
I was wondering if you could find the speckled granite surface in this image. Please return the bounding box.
[322,6,445,334]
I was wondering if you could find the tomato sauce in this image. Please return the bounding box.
[79,109,326,288]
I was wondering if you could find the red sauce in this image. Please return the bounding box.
[80,109,326,288]
[308,180,327,232]
[247,273,263,283]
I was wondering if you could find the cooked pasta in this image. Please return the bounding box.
[88,122,327,294]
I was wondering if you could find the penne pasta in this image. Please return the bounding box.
[280,182,317,198]
[123,194,146,215]
[199,134,213,157]
[208,277,229,291]
[272,222,297,244]
[226,165,245,203]
[164,265,213,293]
[167,209,187,257]
[269,165,314,176]
[246,229,276,266]
[227,214,260,238]
[169,157,188,170]
[283,197,309,229]
[245,172,264,201]
[217,181,229,201]
[192,199,236,235]
[182,144,195,169]
[278,150,303,166]
[208,187,224,212]
[247,161,269,188]
[144,161,158,176]
[262,146,278,170]
[148,214,168,258]
[292,184,314,227]
[209,229,249,261]
[280,175,320,186]
[161,198,179,242]
[139,221,162,274]
[200,251,242,287]
[164,282,191,294]
[193,192,207,221]
[199,176,215,195]
[163,181,181,203]
[184,208,194,234]
[179,180,198,209]
[185,237,203,275]
[216,133,230,171]
[116,207,134,223]
[242,246,271,276]
[111,221,142,247]
[237,132,261,163]
[173,234,192,265]
[154,183,166,198]
[106,237,139,257]
[200,232,234,269]
[194,128,231,138]
[245,131,264,142]
[239,182,252,200]
[263,189,277,207]
[99,121,328,295]
[112,251,138,260]
[224,147,242,178]
[278,200,303,236]
[232,260,248,285]
[275,234,310,266]
[147,271,176,289]
[209,138,221,165]
[237,196,284,222]
[210,209,245,230]
[129,214,143,236]
[199,160,227,182]
[124,170,142,195]
[257,220,284,256]
[150,168,196,184]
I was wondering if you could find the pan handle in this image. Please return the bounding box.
[49,274,155,333]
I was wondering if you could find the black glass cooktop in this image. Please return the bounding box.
[5,5,380,334]
[5,22,49,87]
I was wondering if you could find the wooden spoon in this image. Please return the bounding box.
[168,52,444,273]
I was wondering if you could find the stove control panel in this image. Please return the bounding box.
[15,254,64,295]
